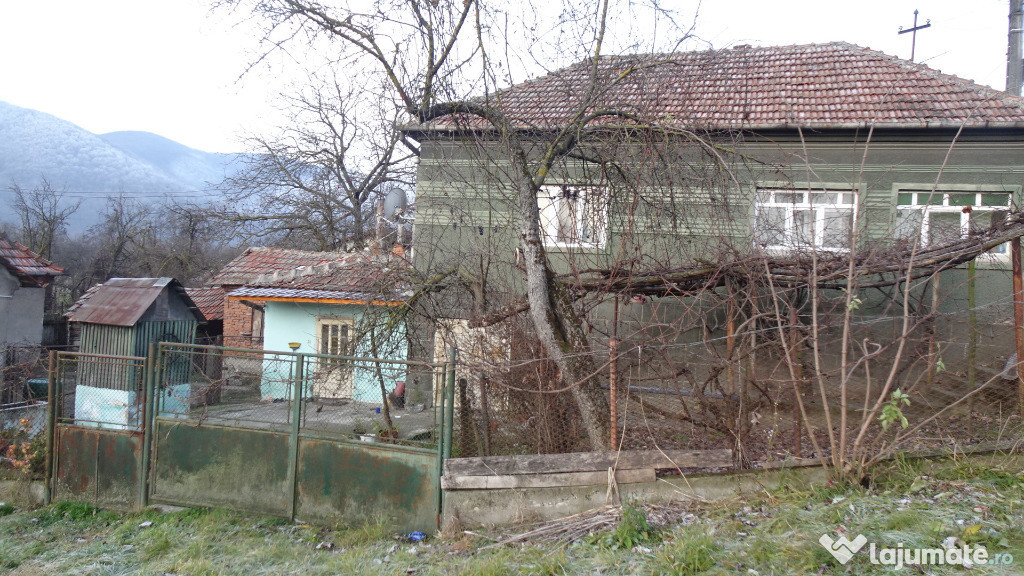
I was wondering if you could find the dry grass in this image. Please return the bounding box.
[1,455,1022,574]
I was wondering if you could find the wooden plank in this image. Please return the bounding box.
[442,468,656,491]
[444,449,732,477]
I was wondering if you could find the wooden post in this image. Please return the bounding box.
[927,274,940,387]
[609,296,620,449]
[967,260,978,415]
[726,297,736,395]
[609,337,619,449]
[1012,237,1024,416]
[788,306,802,459]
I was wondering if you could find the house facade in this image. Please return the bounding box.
[224,247,410,401]
[403,42,1024,370]
[0,235,63,370]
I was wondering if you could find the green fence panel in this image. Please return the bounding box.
[150,419,292,515]
[53,425,143,509]
[296,438,439,532]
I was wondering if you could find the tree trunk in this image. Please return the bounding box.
[513,176,610,450]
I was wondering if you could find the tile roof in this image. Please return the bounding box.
[208,247,351,286]
[0,235,64,286]
[67,277,203,327]
[226,248,409,304]
[185,286,225,321]
[409,42,1024,132]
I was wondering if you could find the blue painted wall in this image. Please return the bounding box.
[259,301,407,402]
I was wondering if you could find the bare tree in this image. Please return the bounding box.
[8,179,80,260]
[218,0,697,449]
[218,74,414,251]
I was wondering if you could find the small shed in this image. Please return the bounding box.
[65,278,204,428]
[67,277,204,357]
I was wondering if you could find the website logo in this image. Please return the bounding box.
[819,534,867,565]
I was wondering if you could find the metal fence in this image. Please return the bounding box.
[155,343,445,448]
[448,302,1024,466]
[51,352,147,430]
[45,344,456,531]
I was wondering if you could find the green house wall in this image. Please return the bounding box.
[410,128,1024,318]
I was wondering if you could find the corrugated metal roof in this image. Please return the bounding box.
[66,277,203,326]
[407,42,1024,133]
[0,234,64,286]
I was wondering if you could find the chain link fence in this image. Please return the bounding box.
[156,343,445,448]
[51,352,147,430]
[445,298,1024,464]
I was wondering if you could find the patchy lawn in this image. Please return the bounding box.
[1,456,1023,575]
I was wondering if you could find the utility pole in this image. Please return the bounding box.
[898,9,931,62]
[1009,0,1024,95]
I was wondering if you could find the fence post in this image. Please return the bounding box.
[44,351,57,505]
[287,353,304,522]
[434,361,448,530]
[138,343,157,509]
[443,348,456,460]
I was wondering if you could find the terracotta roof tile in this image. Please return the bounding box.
[411,43,1024,132]
[209,247,351,286]
[0,235,64,286]
[185,286,225,321]
[232,248,409,302]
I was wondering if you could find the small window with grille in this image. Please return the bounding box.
[538,185,607,248]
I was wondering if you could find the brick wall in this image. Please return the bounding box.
[222,288,263,350]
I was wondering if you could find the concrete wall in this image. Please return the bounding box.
[0,267,45,368]
[260,300,407,400]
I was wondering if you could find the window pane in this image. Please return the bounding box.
[896,192,914,205]
[894,210,923,242]
[948,192,977,206]
[755,190,773,204]
[810,192,837,204]
[555,193,577,243]
[755,207,786,246]
[969,209,1006,235]
[919,192,944,206]
[775,192,802,204]
[320,324,330,355]
[821,209,852,249]
[580,194,605,244]
[981,193,1011,207]
[927,212,962,245]
[793,209,814,246]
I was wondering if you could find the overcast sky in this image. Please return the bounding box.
[0,0,1017,153]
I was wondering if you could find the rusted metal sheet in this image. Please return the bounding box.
[150,419,292,515]
[53,425,142,509]
[296,438,439,532]
[67,277,203,327]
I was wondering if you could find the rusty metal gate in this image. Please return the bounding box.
[45,344,456,532]
[45,351,152,508]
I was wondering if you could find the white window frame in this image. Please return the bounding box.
[537,185,607,248]
[754,188,857,252]
[895,190,1013,259]
[313,316,355,398]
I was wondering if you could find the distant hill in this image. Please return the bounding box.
[0,101,245,232]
